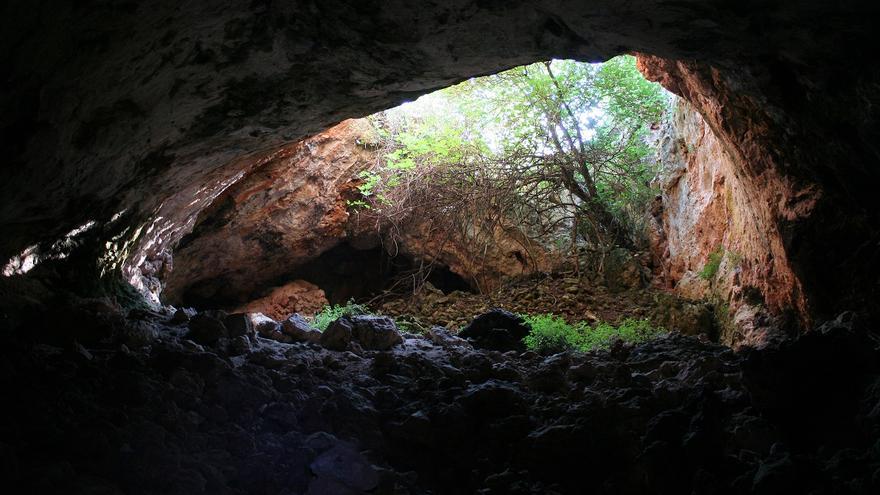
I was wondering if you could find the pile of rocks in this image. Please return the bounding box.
[0,304,877,494]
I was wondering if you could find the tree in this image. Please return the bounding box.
[358,55,669,278]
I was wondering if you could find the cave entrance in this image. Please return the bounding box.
[156,55,683,341]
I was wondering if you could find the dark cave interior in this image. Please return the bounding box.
[1,1,880,493]
[176,241,475,310]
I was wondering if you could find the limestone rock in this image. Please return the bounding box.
[281,313,322,344]
[321,318,353,351]
[349,315,403,351]
[233,280,329,322]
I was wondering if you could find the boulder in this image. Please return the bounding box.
[321,318,353,351]
[170,307,196,325]
[224,313,254,338]
[458,309,530,352]
[427,326,471,348]
[349,315,403,350]
[309,441,379,492]
[249,313,282,337]
[282,313,322,344]
[187,311,228,345]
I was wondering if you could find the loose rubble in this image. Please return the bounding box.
[0,303,877,494]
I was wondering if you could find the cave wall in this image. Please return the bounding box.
[2,1,879,327]
[649,99,805,346]
[160,119,375,306]
[161,118,546,309]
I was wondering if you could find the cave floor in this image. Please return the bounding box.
[375,270,708,336]
[1,308,878,494]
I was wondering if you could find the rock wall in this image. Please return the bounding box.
[160,119,547,310]
[649,99,805,347]
[160,119,375,307]
[2,1,878,330]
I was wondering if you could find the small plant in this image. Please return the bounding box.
[522,313,585,354]
[394,315,429,335]
[579,318,664,351]
[311,300,369,331]
[699,245,725,281]
[521,313,665,353]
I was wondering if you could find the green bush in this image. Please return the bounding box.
[699,246,724,280]
[311,300,369,331]
[578,318,664,351]
[522,314,585,354]
[521,313,664,353]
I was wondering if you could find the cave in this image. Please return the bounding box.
[1,1,880,494]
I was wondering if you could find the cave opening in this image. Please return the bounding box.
[2,3,880,493]
[158,55,701,346]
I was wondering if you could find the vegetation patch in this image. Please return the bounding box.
[310,300,369,330]
[699,245,725,280]
[521,313,664,354]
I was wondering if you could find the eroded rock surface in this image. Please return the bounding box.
[647,99,804,346]
[161,118,547,310]
[2,1,877,329]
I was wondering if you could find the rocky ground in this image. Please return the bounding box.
[376,270,716,339]
[1,301,878,494]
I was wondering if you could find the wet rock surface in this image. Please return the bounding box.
[1,308,878,494]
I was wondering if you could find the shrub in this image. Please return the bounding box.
[699,245,724,280]
[522,313,665,353]
[311,300,369,331]
[522,313,585,354]
[578,318,664,351]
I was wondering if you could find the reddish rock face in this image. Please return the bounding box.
[647,99,806,346]
[637,54,878,324]
[160,119,548,310]
[160,120,375,306]
[233,280,329,322]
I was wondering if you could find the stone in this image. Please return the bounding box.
[321,318,353,351]
[309,442,379,492]
[223,313,254,338]
[227,335,252,356]
[170,307,196,325]
[187,312,228,345]
[249,313,282,337]
[427,326,471,348]
[282,313,322,344]
[458,380,525,417]
[349,315,403,351]
[458,309,530,352]
[233,280,330,322]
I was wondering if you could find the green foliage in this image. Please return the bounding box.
[699,246,725,281]
[522,313,586,353]
[365,55,671,250]
[394,315,429,334]
[310,300,369,331]
[521,313,665,354]
[580,318,664,351]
